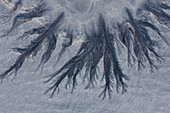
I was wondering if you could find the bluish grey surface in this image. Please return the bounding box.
[0,0,170,113]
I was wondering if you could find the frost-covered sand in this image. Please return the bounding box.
[0,0,170,113]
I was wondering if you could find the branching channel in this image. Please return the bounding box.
[0,0,169,99]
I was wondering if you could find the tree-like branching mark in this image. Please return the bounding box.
[17,25,49,39]
[1,1,47,38]
[141,0,170,29]
[117,8,167,71]
[0,0,169,99]
[0,12,65,80]
[44,14,128,99]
